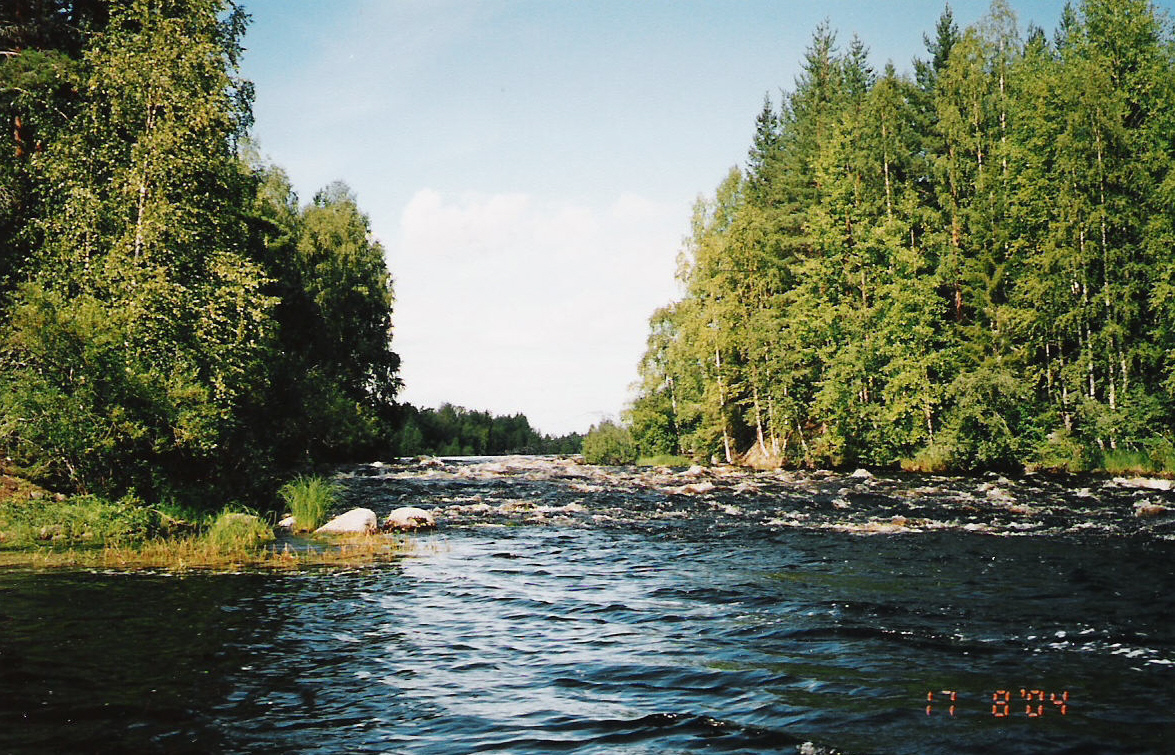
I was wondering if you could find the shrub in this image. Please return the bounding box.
[278,476,337,531]
[0,493,164,549]
[582,420,637,465]
[203,510,273,554]
[900,441,954,473]
[1029,429,1090,473]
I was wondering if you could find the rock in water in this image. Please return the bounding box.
[1114,477,1175,491]
[666,480,716,496]
[315,508,377,534]
[276,514,296,530]
[1134,501,1170,518]
[385,506,436,531]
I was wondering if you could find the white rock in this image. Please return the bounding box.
[315,508,377,534]
[678,464,708,478]
[277,514,296,530]
[385,506,436,531]
[986,486,1015,503]
[666,480,716,495]
[849,468,874,479]
[1116,477,1175,491]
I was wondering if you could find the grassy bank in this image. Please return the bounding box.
[0,474,405,570]
[636,455,694,468]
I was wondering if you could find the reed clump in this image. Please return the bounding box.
[279,476,337,532]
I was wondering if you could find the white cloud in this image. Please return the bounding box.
[390,189,684,435]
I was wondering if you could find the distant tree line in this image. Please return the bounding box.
[0,0,399,507]
[394,403,582,457]
[629,0,1175,472]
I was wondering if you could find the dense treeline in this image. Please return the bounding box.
[0,0,400,506]
[394,403,583,457]
[630,0,1175,472]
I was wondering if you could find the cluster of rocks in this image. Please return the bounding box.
[325,455,1175,539]
[277,505,436,535]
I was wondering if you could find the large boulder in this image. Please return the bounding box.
[385,506,436,531]
[314,508,377,534]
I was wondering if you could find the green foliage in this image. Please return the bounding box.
[582,420,638,465]
[900,443,954,474]
[278,476,336,532]
[1031,429,1092,473]
[1097,448,1152,476]
[636,455,694,468]
[392,402,582,457]
[0,493,164,549]
[631,0,1175,473]
[202,509,273,554]
[0,1,403,510]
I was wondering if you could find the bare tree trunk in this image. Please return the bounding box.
[715,342,733,465]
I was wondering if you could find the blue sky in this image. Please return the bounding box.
[237,0,1174,436]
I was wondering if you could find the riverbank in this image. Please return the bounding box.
[0,471,407,570]
[6,453,1175,570]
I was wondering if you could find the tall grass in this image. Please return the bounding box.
[1099,450,1165,476]
[204,510,274,553]
[278,476,337,532]
[0,532,408,571]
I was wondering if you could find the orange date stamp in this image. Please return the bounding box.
[925,689,1069,717]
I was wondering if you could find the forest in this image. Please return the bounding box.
[0,0,581,516]
[0,0,405,508]
[394,403,582,458]
[629,0,1175,473]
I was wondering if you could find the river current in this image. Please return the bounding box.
[1,456,1173,754]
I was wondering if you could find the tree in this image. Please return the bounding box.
[0,0,275,500]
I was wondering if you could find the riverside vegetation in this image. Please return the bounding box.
[627,0,1175,476]
[0,1,417,565]
[0,0,576,566]
[4,0,1174,567]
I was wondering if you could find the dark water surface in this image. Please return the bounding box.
[2,458,1174,754]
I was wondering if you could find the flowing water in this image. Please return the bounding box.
[2,456,1174,754]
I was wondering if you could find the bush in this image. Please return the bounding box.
[203,510,273,554]
[582,420,637,465]
[900,441,954,473]
[0,493,164,549]
[278,476,337,531]
[1029,428,1090,473]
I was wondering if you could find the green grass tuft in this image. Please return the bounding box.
[1098,448,1162,476]
[278,476,337,532]
[203,509,274,554]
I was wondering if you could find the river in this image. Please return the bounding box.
[1,456,1173,754]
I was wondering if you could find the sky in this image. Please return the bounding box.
[237,0,1174,436]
